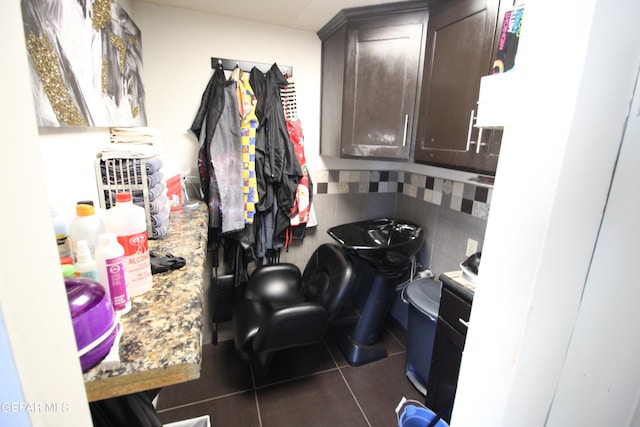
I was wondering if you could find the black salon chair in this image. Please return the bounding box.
[232,244,356,376]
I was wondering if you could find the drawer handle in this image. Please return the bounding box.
[476,127,487,153]
[459,318,469,328]
[465,110,476,151]
[402,114,409,147]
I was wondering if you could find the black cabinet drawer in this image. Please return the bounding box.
[438,286,471,336]
[426,318,465,422]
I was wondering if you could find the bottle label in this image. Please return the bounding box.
[116,232,151,294]
[79,270,99,281]
[105,254,129,311]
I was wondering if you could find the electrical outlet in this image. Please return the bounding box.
[466,238,478,256]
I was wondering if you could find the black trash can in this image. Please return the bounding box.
[404,278,441,395]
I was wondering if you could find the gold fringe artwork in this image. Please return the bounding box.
[109,32,126,74]
[26,32,86,127]
[92,0,112,31]
[102,56,108,93]
[129,85,139,118]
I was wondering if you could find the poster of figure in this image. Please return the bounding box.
[21,0,146,127]
[491,6,524,74]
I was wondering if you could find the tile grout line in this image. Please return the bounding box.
[323,341,372,427]
[252,366,340,391]
[156,388,254,414]
[250,365,264,427]
[385,324,407,352]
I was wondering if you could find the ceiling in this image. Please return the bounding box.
[136,0,414,32]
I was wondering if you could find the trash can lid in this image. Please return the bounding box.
[405,278,441,316]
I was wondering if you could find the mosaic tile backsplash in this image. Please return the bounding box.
[274,168,490,325]
[314,169,492,221]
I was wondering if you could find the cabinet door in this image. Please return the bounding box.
[414,0,500,174]
[426,317,465,424]
[320,25,347,158]
[341,22,423,160]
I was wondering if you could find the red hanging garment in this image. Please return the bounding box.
[287,118,310,226]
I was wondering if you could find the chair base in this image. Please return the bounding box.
[334,325,388,366]
[332,268,400,366]
[247,350,275,379]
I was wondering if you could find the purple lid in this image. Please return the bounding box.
[64,277,116,370]
[65,277,106,317]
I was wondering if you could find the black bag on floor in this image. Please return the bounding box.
[90,389,161,427]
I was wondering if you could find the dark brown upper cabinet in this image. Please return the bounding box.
[318,3,430,161]
[414,0,506,175]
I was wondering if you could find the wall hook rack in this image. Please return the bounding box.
[211,57,293,77]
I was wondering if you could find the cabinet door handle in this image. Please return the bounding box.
[476,127,484,153]
[402,114,409,147]
[459,317,469,328]
[465,110,476,151]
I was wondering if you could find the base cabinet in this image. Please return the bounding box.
[426,275,473,423]
[426,318,464,423]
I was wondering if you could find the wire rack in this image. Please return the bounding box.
[94,157,153,236]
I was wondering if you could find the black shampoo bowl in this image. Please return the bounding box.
[328,218,423,274]
[328,219,424,366]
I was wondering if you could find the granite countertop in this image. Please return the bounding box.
[443,270,476,294]
[441,270,476,304]
[84,201,208,402]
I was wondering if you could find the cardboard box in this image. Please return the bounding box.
[166,175,182,211]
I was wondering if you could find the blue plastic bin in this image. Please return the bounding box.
[398,404,449,427]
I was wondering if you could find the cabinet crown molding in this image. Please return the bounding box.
[317,0,434,40]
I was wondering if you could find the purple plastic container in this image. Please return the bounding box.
[64,277,117,371]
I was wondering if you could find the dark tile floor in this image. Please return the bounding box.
[156,319,424,426]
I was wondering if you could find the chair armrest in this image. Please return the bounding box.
[252,304,328,353]
[232,299,272,358]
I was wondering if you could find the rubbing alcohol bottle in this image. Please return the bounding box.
[105,192,152,297]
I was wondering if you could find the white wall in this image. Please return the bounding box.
[1,1,93,425]
[452,0,640,425]
[131,1,322,174]
[547,60,640,427]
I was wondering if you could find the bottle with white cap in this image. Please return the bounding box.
[74,240,99,281]
[50,205,71,258]
[69,203,105,262]
[105,192,152,297]
[95,233,131,314]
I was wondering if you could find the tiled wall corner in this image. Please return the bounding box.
[313,169,492,221]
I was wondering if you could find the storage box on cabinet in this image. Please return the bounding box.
[475,72,518,128]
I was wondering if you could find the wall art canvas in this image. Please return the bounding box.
[21,0,147,127]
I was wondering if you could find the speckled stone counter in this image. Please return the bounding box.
[84,201,208,402]
[442,270,476,302]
